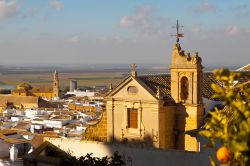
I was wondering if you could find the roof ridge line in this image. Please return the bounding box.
[138,73,170,76]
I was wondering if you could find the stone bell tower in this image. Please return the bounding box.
[170,43,203,105]
[170,20,204,151]
[53,70,59,99]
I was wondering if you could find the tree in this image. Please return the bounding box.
[62,152,125,166]
[199,69,250,165]
[45,145,125,166]
[0,89,11,94]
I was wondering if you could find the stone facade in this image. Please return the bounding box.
[170,43,204,151]
[53,70,59,99]
[84,42,204,152]
[84,106,107,142]
[11,71,59,100]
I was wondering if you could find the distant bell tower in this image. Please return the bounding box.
[53,70,59,99]
[170,20,204,152]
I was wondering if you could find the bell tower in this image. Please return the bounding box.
[170,43,203,105]
[170,20,204,151]
[53,70,59,99]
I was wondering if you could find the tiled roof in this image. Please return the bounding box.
[136,71,249,102]
[137,73,219,101]
[237,64,250,71]
[14,121,31,129]
[235,71,250,83]
[4,137,30,144]
[38,99,64,108]
[202,73,223,100]
[0,129,18,136]
[31,134,59,148]
[0,133,7,139]
[23,141,66,165]
[137,74,175,103]
[109,69,250,103]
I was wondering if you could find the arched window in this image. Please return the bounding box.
[180,76,189,100]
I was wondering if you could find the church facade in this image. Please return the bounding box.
[105,43,204,151]
[85,42,207,152]
[11,70,60,100]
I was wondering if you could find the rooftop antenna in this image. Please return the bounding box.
[171,19,184,43]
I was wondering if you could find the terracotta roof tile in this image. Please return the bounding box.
[237,64,250,71]
[4,138,30,144]
[138,74,175,103]
[0,129,18,136]
[14,121,31,129]
[136,71,250,102]
[31,134,59,148]
[137,73,219,101]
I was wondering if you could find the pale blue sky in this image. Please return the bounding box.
[0,0,249,66]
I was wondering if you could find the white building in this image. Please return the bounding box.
[25,109,48,119]
[44,119,70,128]
[66,90,96,97]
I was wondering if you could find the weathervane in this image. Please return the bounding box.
[171,19,184,43]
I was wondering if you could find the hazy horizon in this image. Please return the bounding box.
[0,63,242,73]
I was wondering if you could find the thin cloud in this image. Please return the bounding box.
[225,25,239,36]
[190,2,216,14]
[0,0,19,19]
[120,5,170,38]
[69,35,80,43]
[49,0,63,11]
[120,5,153,28]
[224,26,249,37]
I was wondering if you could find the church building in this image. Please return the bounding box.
[11,70,60,100]
[105,42,204,151]
[84,21,249,152]
[85,39,208,152]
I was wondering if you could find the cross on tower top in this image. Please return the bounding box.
[130,63,137,77]
[131,64,137,71]
[172,19,184,43]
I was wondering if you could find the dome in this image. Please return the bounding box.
[17,83,32,91]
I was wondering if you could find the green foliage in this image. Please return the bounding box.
[199,69,250,166]
[45,144,125,166]
[60,86,70,94]
[61,152,125,166]
[0,89,11,94]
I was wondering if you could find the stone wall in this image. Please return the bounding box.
[84,106,107,141]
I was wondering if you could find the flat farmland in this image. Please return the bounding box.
[0,71,126,89]
[0,65,225,90]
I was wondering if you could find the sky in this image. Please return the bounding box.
[0,0,249,67]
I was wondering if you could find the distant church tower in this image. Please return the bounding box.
[53,70,59,99]
[170,20,204,151]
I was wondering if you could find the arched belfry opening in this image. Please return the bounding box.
[180,76,188,101]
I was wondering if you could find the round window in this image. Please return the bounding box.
[127,86,138,94]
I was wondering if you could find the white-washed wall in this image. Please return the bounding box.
[44,137,210,166]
